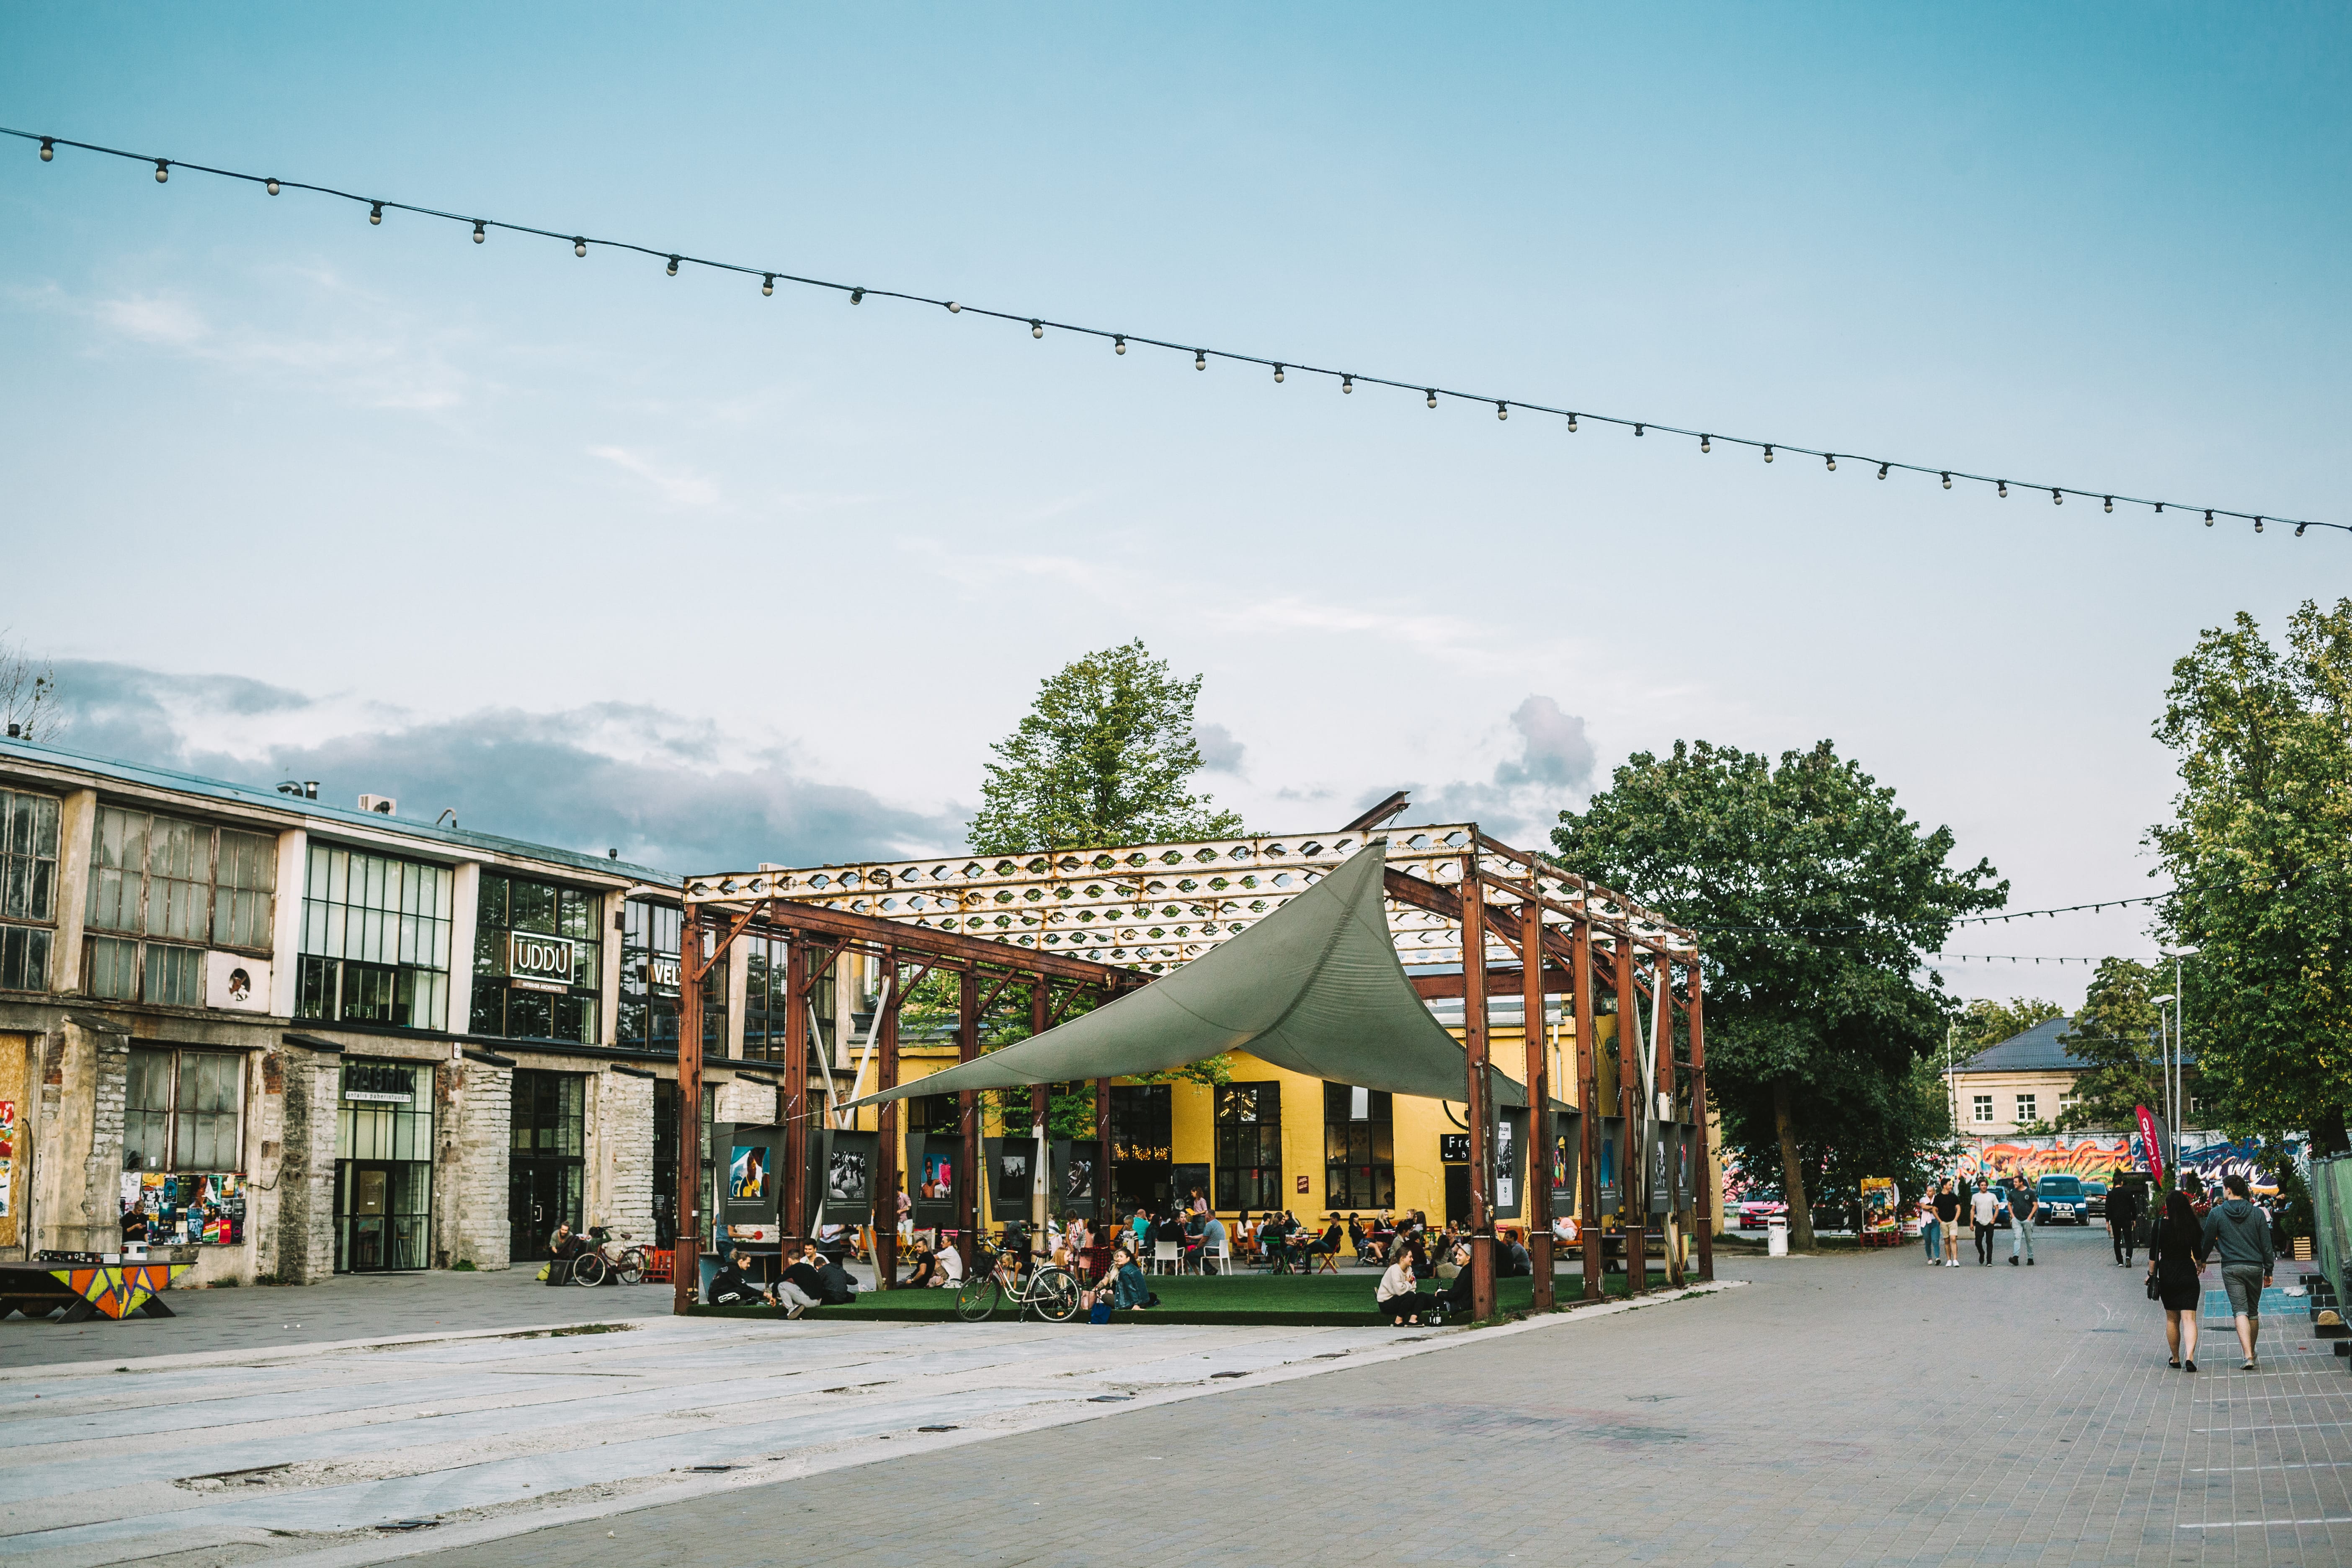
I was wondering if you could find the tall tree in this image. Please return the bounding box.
[0,631,59,740]
[1957,996,2065,1056]
[2055,959,2176,1133]
[970,640,1243,857]
[1553,740,2004,1249]
[2152,601,2352,1155]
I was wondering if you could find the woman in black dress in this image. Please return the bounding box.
[2146,1187,2206,1371]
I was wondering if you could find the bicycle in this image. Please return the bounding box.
[955,1239,1079,1323]
[570,1226,647,1287]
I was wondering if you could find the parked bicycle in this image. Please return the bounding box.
[570,1226,647,1287]
[955,1238,1079,1323]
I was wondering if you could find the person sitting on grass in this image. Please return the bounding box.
[815,1249,861,1305]
[935,1239,965,1287]
[901,1240,942,1289]
[1111,1245,1159,1310]
[778,1243,826,1319]
[708,1249,775,1309]
[1376,1249,1437,1325]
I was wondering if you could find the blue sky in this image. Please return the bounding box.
[3,5,2346,1005]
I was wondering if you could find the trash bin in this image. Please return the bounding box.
[1766,1217,1789,1258]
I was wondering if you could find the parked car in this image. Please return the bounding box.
[2035,1174,2091,1225]
[2083,1181,2108,1220]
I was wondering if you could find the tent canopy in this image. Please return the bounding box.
[846,838,1537,1109]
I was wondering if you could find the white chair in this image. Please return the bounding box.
[1202,1238,1230,1276]
[1152,1238,1180,1276]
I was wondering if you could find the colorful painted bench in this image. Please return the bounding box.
[0,1261,193,1322]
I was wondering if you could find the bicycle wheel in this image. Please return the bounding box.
[614,1248,646,1287]
[954,1276,1002,1323]
[1026,1267,1081,1323]
[572,1251,608,1288]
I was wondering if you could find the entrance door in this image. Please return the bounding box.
[349,1164,389,1270]
[509,1069,586,1261]
[1444,1164,1472,1227]
[335,1160,431,1272]
[509,1160,581,1262]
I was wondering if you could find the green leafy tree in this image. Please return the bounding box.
[1553,740,2004,1249]
[2152,601,2352,1154]
[2053,959,2176,1132]
[970,641,1243,856]
[1957,996,2064,1056]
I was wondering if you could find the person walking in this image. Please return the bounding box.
[2107,1177,2143,1267]
[1921,1190,1943,1266]
[1934,1180,1963,1268]
[2147,1188,2206,1370]
[1970,1181,2001,1265]
[2202,1173,2276,1369]
[2007,1176,2038,1265]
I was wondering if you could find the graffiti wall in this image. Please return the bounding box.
[1952,1135,2141,1185]
[2177,1135,2306,1199]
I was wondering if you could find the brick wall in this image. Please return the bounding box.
[452,1060,513,1270]
[593,1071,655,1243]
[276,1052,338,1284]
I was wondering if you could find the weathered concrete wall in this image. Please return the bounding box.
[274,1050,338,1284]
[590,1071,655,1243]
[33,1019,129,1257]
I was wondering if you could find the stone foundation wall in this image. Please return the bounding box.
[592,1071,654,1242]
[451,1060,513,1270]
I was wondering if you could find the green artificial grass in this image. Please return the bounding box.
[687,1266,1679,1326]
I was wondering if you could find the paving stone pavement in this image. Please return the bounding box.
[427,1225,2352,1568]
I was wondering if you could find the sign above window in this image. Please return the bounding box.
[508,931,576,994]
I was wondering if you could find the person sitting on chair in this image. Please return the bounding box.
[709,1248,776,1310]
[1261,1211,1296,1271]
[1306,1217,1345,1265]
[1201,1212,1229,1274]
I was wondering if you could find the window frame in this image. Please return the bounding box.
[295,843,453,1033]
[1213,1081,1284,1211]
[1322,1081,1395,1211]
[2014,1093,2038,1123]
[616,897,723,1052]
[123,1045,247,1174]
[0,787,62,993]
[1971,1094,1994,1124]
[84,806,278,1007]
[469,872,603,1044]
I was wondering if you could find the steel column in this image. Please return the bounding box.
[1617,938,1644,1298]
[783,936,809,1240]
[876,945,900,1289]
[957,965,980,1268]
[1459,851,1496,1322]
[1522,895,1553,1311]
[1689,959,1713,1283]
[1656,947,1682,1289]
[672,913,704,1317]
[1030,983,1050,1232]
[1575,919,1603,1300]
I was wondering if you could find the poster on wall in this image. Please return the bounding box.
[1051,1140,1097,1218]
[0,1097,14,1223]
[204,951,273,1012]
[1549,1109,1580,1212]
[1491,1107,1524,1220]
[119,1171,246,1246]
[811,1129,879,1231]
[910,1134,957,1226]
[1596,1117,1624,1216]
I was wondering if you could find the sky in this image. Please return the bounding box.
[3,5,2347,1009]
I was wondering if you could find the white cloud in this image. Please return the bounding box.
[586,445,722,507]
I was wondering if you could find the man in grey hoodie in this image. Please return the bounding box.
[2201,1173,2276,1369]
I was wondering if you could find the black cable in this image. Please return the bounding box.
[8,124,2333,537]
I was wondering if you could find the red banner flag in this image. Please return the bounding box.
[2136,1105,2164,1185]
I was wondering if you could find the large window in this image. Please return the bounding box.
[1214,1082,1284,1211]
[335,1058,436,1272]
[0,787,60,992]
[1972,1094,1994,1124]
[1324,1082,1395,1211]
[616,898,723,1052]
[85,807,277,1006]
[741,935,838,1062]
[296,845,452,1031]
[470,873,601,1044]
[2014,1093,2037,1124]
[124,1047,245,1172]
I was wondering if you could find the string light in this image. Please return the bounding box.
[7,120,2328,540]
[946,300,961,312]
[1270,362,1280,380]
[2205,511,2215,526]
[1341,374,1353,393]
[2255,517,2265,534]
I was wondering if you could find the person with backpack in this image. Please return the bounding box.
[2202,1173,2276,1369]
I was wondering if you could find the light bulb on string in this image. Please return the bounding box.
[2155,503,2165,514]
[2254,517,2264,534]
[2297,523,2308,537]
[154,160,169,183]
[38,137,54,161]
[1997,481,2008,498]
[1195,351,1206,371]
[369,201,383,225]
[2103,496,2113,513]
[1426,389,1437,408]
[762,275,774,296]
[1941,472,1951,489]
[1496,401,1508,421]
[667,255,680,276]
[1271,363,1282,381]
[1030,319,1043,338]
[1700,435,1711,454]
[2205,511,2215,526]
[1763,446,1774,463]
[473,221,486,244]
[1825,454,1836,472]
[574,238,587,257]
[850,287,865,304]
[1342,375,1354,393]
[1566,414,1578,433]
[1634,423,1644,436]
[265,178,280,196]
[2052,489,2063,506]
[1877,463,1888,480]
[1115,337,1127,355]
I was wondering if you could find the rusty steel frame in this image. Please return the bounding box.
[673,820,1703,1318]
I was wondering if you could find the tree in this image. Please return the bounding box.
[2151,601,2352,1155]
[2054,959,2174,1133]
[1553,740,2005,1249]
[0,631,59,740]
[1957,996,2064,1056]
[970,640,1243,857]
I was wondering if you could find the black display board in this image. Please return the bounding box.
[1596,1116,1625,1216]
[1549,1108,1582,1213]
[722,1122,784,1227]
[983,1137,1037,1217]
[909,1132,959,1227]
[809,1129,879,1230]
[1491,1105,1527,1220]
[1051,1138,1099,1218]
[1649,1117,1675,1215]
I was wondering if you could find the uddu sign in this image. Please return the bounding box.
[508,931,577,993]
